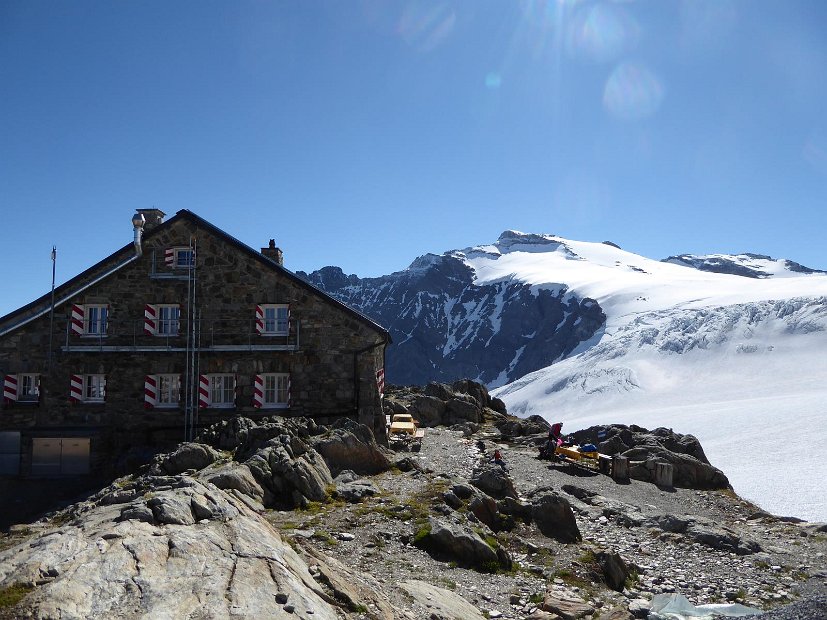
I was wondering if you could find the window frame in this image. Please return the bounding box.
[156,373,181,408]
[83,374,106,402]
[156,304,181,336]
[174,248,195,269]
[260,304,289,336]
[261,372,289,409]
[83,304,108,337]
[208,374,235,409]
[18,373,40,402]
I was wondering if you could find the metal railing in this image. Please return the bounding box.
[61,318,300,352]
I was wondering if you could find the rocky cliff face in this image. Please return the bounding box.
[298,245,605,387]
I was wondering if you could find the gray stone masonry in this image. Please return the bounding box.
[0,211,388,476]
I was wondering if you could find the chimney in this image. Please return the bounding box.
[135,208,166,231]
[261,239,284,265]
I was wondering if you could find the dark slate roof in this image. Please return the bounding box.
[0,209,390,343]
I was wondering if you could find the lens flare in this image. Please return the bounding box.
[567,3,640,62]
[397,2,456,53]
[603,62,664,120]
[485,72,503,89]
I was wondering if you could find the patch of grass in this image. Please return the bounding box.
[755,560,770,569]
[529,593,544,604]
[311,530,338,546]
[625,568,640,590]
[412,521,432,547]
[300,501,326,515]
[0,583,35,609]
[440,578,457,590]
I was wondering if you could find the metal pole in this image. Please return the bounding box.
[47,246,57,370]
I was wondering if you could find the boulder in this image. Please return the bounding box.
[685,523,762,555]
[424,382,455,401]
[152,442,219,475]
[334,479,380,503]
[597,550,630,592]
[444,398,482,425]
[200,463,265,504]
[531,493,582,543]
[451,379,491,410]
[541,590,595,620]
[419,517,508,571]
[470,465,518,500]
[408,394,446,427]
[245,441,333,507]
[311,421,390,477]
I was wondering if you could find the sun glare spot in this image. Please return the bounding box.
[603,62,664,120]
[397,2,456,52]
[566,3,639,62]
[485,72,503,89]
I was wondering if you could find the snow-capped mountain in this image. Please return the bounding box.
[298,234,606,386]
[302,231,827,521]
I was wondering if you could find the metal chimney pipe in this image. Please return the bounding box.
[132,212,145,256]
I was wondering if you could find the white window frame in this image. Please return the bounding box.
[157,305,180,336]
[83,374,106,402]
[18,374,40,402]
[157,374,181,408]
[261,304,289,336]
[261,373,289,409]
[174,248,195,269]
[209,374,235,408]
[84,305,108,336]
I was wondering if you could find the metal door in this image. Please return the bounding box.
[61,438,90,475]
[0,431,20,475]
[32,438,62,476]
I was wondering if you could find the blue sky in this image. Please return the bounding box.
[2,1,826,316]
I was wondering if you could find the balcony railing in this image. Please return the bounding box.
[61,318,300,353]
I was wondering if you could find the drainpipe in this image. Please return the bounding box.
[132,213,145,257]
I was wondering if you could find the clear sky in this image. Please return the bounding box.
[2,1,826,317]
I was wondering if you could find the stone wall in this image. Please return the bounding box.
[0,213,389,475]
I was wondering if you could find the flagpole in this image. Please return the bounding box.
[48,246,56,370]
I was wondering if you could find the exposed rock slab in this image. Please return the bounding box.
[400,579,486,620]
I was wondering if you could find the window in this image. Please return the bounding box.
[258,304,289,335]
[84,305,108,336]
[262,373,289,408]
[84,375,106,402]
[157,374,180,407]
[174,248,195,269]
[18,374,39,402]
[209,375,235,408]
[3,374,39,404]
[157,305,180,336]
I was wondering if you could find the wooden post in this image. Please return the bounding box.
[612,455,629,481]
[655,461,674,488]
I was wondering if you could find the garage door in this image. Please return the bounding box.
[0,432,20,475]
[32,438,90,476]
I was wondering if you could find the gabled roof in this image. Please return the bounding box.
[0,209,390,343]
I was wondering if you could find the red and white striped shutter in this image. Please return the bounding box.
[252,375,263,408]
[3,375,18,404]
[70,304,84,335]
[144,304,157,335]
[255,305,264,335]
[287,305,291,334]
[234,374,238,408]
[198,375,209,408]
[70,374,83,403]
[287,373,292,408]
[144,375,157,409]
[164,248,175,267]
[376,368,385,397]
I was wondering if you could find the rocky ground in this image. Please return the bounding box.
[1,380,826,619]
